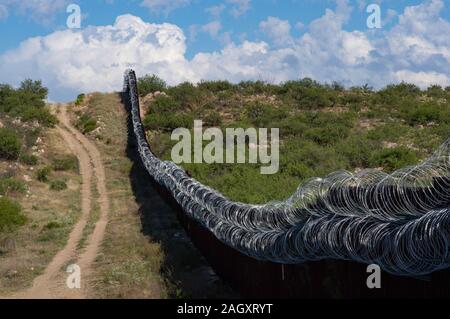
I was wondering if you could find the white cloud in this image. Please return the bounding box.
[190,0,448,88]
[191,41,279,82]
[202,20,222,38]
[0,0,69,24]
[385,0,450,63]
[0,15,197,100]
[226,0,251,18]
[140,0,190,15]
[339,31,374,65]
[1,0,449,101]
[189,21,223,43]
[393,70,450,88]
[205,4,225,19]
[295,22,304,30]
[259,17,292,46]
[188,24,199,43]
[370,0,450,87]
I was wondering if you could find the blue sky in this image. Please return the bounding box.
[0,0,449,101]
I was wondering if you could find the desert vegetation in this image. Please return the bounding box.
[68,93,168,298]
[70,92,234,298]
[0,80,56,127]
[0,80,81,293]
[140,75,450,204]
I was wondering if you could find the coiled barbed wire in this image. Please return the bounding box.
[123,69,450,276]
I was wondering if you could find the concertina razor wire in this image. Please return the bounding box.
[123,69,449,276]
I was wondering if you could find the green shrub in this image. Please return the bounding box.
[50,180,67,191]
[52,155,78,171]
[138,74,167,96]
[282,79,338,109]
[167,82,204,109]
[76,113,97,134]
[284,162,314,179]
[426,85,445,99]
[339,91,365,107]
[24,127,41,148]
[44,221,62,230]
[400,102,446,125]
[245,102,288,127]
[304,125,351,145]
[20,154,38,166]
[366,123,411,143]
[338,135,379,168]
[19,79,48,99]
[0,128,22,160]
[140,75,448,204]
[203,112,222,127]
[143,113,193,132]
[0,197,26,232]
[379,82,421,97]
[370,147,419,172]
[21,107,57,127]
[299,112,355,145]
[0,80,55,127]
[150,96,181,114]
[280,140,349,178]
[276,114,308,137]
[238,81,279,95]
[36,166,52,182]
[198,80,236,93]
[0,178,27,195]
[75,93,85,106]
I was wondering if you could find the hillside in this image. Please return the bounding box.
[0,82,235,298]
[138,76,450,204]
[1,75,448,298]
[67,93,235,298]
[0,81,81,293]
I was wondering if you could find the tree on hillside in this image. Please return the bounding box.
[19,79,48,100]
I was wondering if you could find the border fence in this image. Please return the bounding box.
[122,69,450,297]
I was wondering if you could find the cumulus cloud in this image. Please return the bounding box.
[259,17,293,46]
[0,15,197,100]
[0,0,69,24]
[202,20,222,38]
[226,0,251,18]
[385,0,450,62]
[205,4,225,19]
[140,0,190,15]
[188,20,223,43]
[0,0,449,101]
[394,70,450,88]
[379,0,450,85]
[192,0,449,88]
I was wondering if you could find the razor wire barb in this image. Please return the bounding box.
[123,69,450,276]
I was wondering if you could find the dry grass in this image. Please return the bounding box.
[69,93,167,298]
[0,126,81,294]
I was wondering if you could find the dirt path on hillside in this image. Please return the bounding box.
[10,105,110,299]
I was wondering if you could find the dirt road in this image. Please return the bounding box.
[12,105,110,299]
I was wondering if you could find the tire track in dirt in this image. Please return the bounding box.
[59,106,110,299]
[9,105,109,299]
